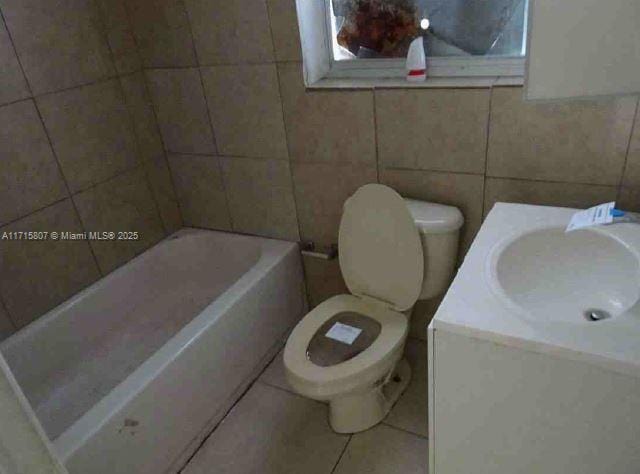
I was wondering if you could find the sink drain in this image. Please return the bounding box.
[584,309,611,322]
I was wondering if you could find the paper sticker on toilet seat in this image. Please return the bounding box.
[325,322,362,345]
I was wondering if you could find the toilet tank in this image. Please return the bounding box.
[404,199,464,300]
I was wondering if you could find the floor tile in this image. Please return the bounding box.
[182,383,349,474]
[333,424,428,474]
[258,348,292,393]
[385,338,429,437]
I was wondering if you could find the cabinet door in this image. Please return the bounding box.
[525,0,640,100]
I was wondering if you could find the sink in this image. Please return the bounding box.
[487,226,640,323]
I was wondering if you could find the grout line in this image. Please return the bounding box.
[407,335,428,344]
[73,163,145,196]
[377,165,486,177]
[264,1,306,251]
[0,8,106,274]
[31,74,125,100]
[166,150,290,162]
[0,293,18,332]
[181,0,235,232]
[256,379,329,408]
[0,196,71,229]
[177,339,290,473]
[380,421,429,440]
[481,86,495,219]
[92,0,168,238]
[330,435,352,474]
[0,95,33,109]
[274,64,305,242]
[272,59,312,301]
[372,90,381,183]
[0,9,34,98]
[176,378,263,474]
[145,60,281,70]
[114,74,167,234]
[119,0,187,230]
[122,0,187,230]
[33,99,103,274]
[617,96,640,202]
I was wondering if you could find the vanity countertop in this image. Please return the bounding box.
[432,202,640,379]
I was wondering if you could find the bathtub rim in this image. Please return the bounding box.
[0,228,276,355]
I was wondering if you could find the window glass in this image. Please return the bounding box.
[330,0,528,61]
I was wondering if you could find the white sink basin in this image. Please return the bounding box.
[433,203,640,378]
[488,226,640,323]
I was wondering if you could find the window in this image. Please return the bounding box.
[296,0,529,85]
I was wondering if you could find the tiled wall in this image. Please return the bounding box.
[138,0,640,336]
[5,0,638,341]
[0,0,182,339]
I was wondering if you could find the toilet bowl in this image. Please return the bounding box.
[284,184,462,433]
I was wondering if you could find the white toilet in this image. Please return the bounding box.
[284,184,463,433]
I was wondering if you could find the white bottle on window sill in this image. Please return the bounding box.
[406,37,426,83]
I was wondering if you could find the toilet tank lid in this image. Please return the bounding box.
[404,199,464,233]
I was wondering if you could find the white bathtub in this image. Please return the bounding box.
[1,229,306,474]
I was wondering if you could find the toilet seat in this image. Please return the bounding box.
[284,294,408,400]
[339,184,424,312]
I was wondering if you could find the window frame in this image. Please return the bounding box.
[317,0,528,84]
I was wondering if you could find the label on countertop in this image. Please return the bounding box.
[325,322,362,345]
[566,202,615,232]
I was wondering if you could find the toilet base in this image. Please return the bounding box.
[328,358,412,434]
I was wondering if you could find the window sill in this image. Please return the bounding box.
[307,75,524,90]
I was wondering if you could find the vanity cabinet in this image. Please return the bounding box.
[427,328,640,473]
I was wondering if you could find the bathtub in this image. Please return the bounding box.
[0,229,306,474]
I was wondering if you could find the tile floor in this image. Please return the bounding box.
[181,338,429,474]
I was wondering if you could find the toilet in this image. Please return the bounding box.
[284,184,463,433]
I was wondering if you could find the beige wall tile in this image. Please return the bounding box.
[1,0,115,94]
[143,156,183,233]
[380,168,484,256]
[202,64,287,159]
[292,162,377,245]
[127,0,196,67]
[183,383,349,474]
[0,101,68,225]
[302,256,348,308]
[618,187,640,213]
[488,87,636,185]
[97,0,141,74]
[376,89,490,174]
[184,0,274,65]
[221,157,299,240]
[73,168,165,273]
[0,200,100,328]
[484,178,618,217]
[37,79,139,193]
[0,18,29,105]
[120,72,165,161]
[333,424,427,474]
[0,302,15,340]
[279,63,376,165]
[267,0,302,62]
[120,73,182,233]
[168,154,231,230]
[146,68,216,155]
[622,104,640,187]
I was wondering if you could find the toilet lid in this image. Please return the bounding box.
[339,184,424,311]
